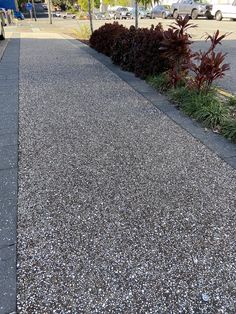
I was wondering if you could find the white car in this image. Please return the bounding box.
[62,12,76,19]
[212,0,236,21]
[53,11,62,17]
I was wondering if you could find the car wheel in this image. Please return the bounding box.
[173,10,179,19]
[162,12,166,19]
[0,23,5,40]
[151,14,155,19]
[215,10,222,21]
[191,9,198,19]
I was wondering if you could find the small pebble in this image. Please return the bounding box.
[202,293,209,302]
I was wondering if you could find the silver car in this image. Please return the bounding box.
[114,7,131,19]
[171,0,213,19]
[151,5,172,19]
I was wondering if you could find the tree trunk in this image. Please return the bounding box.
[32,0,37,21]
[88,0,93,34]
[48,0,52,24]
[135,0,138,29]
[100,0,103,12]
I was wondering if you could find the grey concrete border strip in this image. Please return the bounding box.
[64,37,236,170]
[0,39,9,62]
[0,35,20,314]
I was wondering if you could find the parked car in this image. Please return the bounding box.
[151,5,172,19]
[42,3,48,11]
[0,10,5,40]
[106,10,116,19]
[211,0,236,21]
[53,11,62,17]
[94,12,107,20]
[130,7,151,19]
[171,0,213,19]
[62,12,76,19]
[114,7,131,19]
[14,11,24,20]
[34,3,48,13]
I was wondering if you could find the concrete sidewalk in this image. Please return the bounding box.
[0,31,236,313]
[0,36,19,314]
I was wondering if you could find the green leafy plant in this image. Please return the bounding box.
[169,87,229,128]
[73,24,91,40]
[168,86,192,105]
[193,100,229,128]
[227,96,236,107]
[147,73,170,92]
[222,120,236,142]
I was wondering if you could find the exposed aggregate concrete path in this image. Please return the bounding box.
[17,33,236,313]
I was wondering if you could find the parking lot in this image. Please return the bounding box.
[52,17,236,40]
[2,16,236,92]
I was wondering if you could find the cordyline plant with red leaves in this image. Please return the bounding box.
[189,30,230,94]
[160,15,197,88]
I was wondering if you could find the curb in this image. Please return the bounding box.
[63,36,236,170]
[0,39,9,62]
[0,35,20,313]
[217,87,235,98]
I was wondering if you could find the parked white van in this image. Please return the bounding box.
[212,0,236,20]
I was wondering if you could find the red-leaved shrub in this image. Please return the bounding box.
[160,16,196,87]
[111,24,171,78]
[89,19,230,90]
[189,30,230,93]
[131,24,170,78]
[111,26,136,72]
[89,22,126,56]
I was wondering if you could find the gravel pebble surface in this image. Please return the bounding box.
[17,35,236,313]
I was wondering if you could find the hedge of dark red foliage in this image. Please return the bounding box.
[89,23,127,57]
[111,26,136,72]
[89,22,172,79]
[132,24,171,78]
